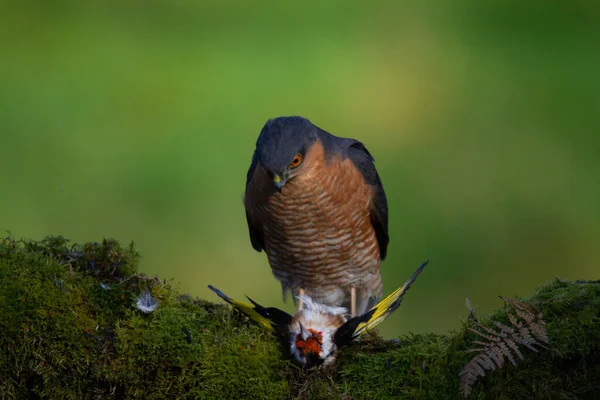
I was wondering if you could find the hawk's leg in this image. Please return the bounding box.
[298,288,305,311]
[350,287,357,316]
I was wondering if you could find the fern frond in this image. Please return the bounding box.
[475,320,501,337]
[497,341,517,366]
[458,296,549,398]
[501,296,537,323]
[471,340,494,347]
[491,319,515,335]
[503,337,524,361]
[467,327,497,342]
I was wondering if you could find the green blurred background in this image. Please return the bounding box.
[1,1,598,337]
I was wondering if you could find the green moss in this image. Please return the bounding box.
[330,279,600,400]
[1,236,598,399]
[0,236,287,399]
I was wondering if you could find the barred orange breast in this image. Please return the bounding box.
[244,140,382,315]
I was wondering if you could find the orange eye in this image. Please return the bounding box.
[290,153,303,168]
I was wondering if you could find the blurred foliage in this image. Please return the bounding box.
[0,236,598,399]
[0,1,598,337]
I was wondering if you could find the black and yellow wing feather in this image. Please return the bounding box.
[208,285,292,332]
[334,260,429,346]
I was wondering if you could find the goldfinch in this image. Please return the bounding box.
[208,260,428,367]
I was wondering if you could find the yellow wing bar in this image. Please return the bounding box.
[208,285,292,332]
[352,260,429,339]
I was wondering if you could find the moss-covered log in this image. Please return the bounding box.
[0,236,598,399]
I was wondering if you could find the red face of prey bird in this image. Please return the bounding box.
[208,260,428,367]
[244,116,389,317]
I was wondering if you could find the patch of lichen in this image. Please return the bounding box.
[1,236,598,399]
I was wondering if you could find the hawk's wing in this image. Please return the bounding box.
[347,141,389,260]
[244,152,265,252]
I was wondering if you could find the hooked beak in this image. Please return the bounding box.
[273,174,286,192]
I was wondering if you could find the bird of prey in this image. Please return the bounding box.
[208,260,428,367]
[244,116,389,316]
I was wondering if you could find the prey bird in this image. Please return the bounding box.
[244,116,389,316]
[208,260,428,367]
